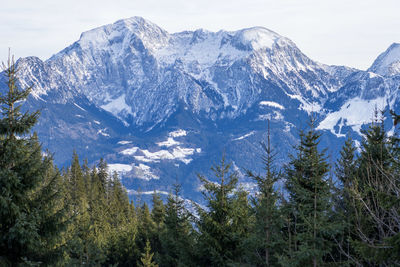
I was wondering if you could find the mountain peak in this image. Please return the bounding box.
[368,42,400,76]
[76,16,170,51]
[232,26,286,51]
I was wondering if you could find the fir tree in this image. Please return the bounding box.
[151,192,165,228]
[161,184,194,266]
[109,171,130,226]
[350,115,400,265]
[139,240,158,267]
[334,136,359,265]
[247,121,283,266]
[281,121,336,266]
[151,191,165,262]
[0,54,67,265]
[64,153,95,265]
[105,172,138,266]
[135,202,157,265]
[195,155,250,266]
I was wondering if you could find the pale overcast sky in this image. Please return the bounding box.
[0,0,399,70]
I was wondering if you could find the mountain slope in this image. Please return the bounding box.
[1,17,398,201]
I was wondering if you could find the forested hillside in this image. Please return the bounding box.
[1,56,400,266]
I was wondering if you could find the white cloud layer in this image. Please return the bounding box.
[1,0,399,69]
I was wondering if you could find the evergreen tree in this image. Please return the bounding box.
[83,161,108,264]
[97,158,109,198]
[195,155,250,266]
[333,136,359,265]
[0,54,67,265]
[109,171,131,226]
[151,191,165,262]
[64,153,95,265]
[281,121,336,266]
[161,184,195,266]
[139,240,158,267]
[231,186,252,265]
[247,121,283,266]
[105,172,138,266]
[135,202,157,265]
[350,115,400,265]
[87,165,109,249]
[151,192,165,228]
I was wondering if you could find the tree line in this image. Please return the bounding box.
[1,56,400,266]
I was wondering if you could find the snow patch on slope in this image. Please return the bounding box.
[135,147,196,164]
[157,129,188,147]
[97,128,110,137]
[169,129,187,137]
[100,94,133,118]
[118,140,132,145]
[317,97,387,135]
[157,137,180,147]
[259,101,284,110]
[127,190,168,195]
[74,103,86,111]
[233,131,255,141]
[108,163,133,174]
[121,146,139,155]
[120,129,200,164]
[287,94,322,113]
[133,163,159,180]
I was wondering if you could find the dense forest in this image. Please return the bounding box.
[1,57,400,267]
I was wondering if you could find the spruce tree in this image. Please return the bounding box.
[139,240,158,267]
[161,184,194,266]
[151,191,165,262]
[135,203,157,265]
[97,158,109,198]
[281,121,336,266]
[334,136,359,265]
[350,115,400,265]
[195,155,250,266]
[64,153,94,265]
[105,172,138,266]
[0,54,67,265]
[247,121,283,266]
[109,171,130,226]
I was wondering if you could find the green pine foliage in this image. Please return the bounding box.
[332,136,358,265]
[151,192,165,262]
[195,155,251,266]
[348,114,400,265]
[0,54,68,266]
[135,202,157,261]
[160,184,195,267]
[139,239,158,267]
[281,120,337,266]
[246,121,283,266]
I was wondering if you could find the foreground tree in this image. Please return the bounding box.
[139,240,158,267]
[333,136,359,265]
[350,116,400,265]
[195,156,250,266]
[281,121,337,266]
[0,54,67,265]
[160,184,195,266]
[247,121,283,266]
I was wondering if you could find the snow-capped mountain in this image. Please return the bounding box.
[14,17,351,124]
[1,17,399,201]
[369,43,400,76]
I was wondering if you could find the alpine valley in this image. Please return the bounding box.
[2,17,400,203]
